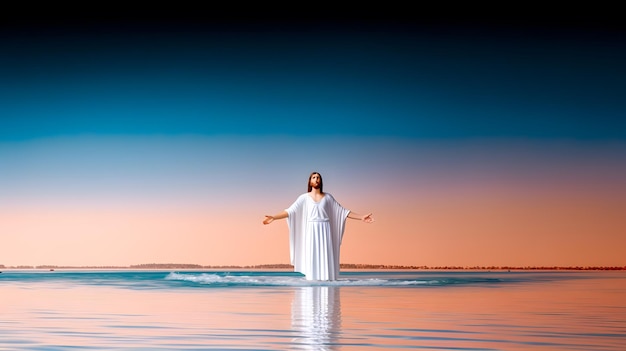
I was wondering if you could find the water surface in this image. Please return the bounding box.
[2,270,625,350]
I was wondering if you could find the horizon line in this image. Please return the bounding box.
[2,263,625,271]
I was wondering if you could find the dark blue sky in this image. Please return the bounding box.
[1,7,625,140]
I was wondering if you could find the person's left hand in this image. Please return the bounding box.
[362,213,374,223]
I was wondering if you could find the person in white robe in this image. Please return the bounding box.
[263,172,374,281]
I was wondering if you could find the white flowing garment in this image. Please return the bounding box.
[285,193,350,281]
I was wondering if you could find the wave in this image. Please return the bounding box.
[164,272,501,287]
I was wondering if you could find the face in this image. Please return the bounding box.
[309,173,321,189]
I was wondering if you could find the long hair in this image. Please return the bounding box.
[307,171,324,193]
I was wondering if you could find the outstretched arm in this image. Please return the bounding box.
[263,210,288,225]
[348,211,374,223]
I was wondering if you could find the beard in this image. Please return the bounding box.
[310,182,321,189]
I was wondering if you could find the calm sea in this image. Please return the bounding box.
[1,270,625,350]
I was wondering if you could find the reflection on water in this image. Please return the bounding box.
[291,286,342,350]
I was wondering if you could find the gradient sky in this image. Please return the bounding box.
[1,9,625,267]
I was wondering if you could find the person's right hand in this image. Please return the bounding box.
[263,216,274,225]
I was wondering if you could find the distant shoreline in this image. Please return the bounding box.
[1,263,625,271]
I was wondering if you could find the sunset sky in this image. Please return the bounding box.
[1,8,625,267]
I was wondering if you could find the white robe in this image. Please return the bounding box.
[285,193,350,281]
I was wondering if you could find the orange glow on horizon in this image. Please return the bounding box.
[2,179,624,268]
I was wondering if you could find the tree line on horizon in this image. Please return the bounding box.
[1,263,625,270]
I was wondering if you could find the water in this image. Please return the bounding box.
[1,270,625,350]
